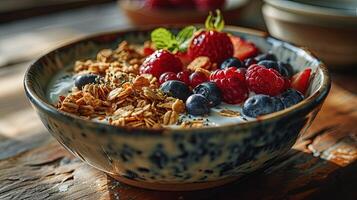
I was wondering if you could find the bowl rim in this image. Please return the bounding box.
[264,0,357,18]
[24,25,331,135]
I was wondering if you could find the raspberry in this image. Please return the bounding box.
[188,30,233,64]
[210,67,248,104]
[189,71,208,88]
[177,71,190,85]
[140,50,183,78]
[246,64,285,96]
[210,67,245,82]
[159,72,178,84]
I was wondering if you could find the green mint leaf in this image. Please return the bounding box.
[176,26,197,52]
[151,28,176,50]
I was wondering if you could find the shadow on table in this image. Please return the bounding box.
[106,149,357,200]
[331,67,357,95]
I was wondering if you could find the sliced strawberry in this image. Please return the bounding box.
[230,36,259,61]
[291,68,312,95]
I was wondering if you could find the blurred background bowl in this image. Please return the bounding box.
[263,0,357,68]
[119,0,250,25]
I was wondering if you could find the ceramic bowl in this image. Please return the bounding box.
[119,0,250,25]
[263,0,357,68]
[24,26,330,191]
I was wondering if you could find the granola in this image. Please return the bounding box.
[57,41,185,128]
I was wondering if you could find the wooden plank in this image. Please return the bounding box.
[0,62,30,117]
[0,3,130,67]
[0,84,356,200]
[0,0,110,13]
[0,141,110,200]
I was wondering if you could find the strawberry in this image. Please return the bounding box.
[291,68,312,94]
[195,0,226,10]
[188,10,233,64]
[230,35,259,61]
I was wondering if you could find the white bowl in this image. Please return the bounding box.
[263,0,357,68]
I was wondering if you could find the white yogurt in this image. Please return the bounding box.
[47,70,74,104]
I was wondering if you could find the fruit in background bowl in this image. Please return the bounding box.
[119,0,249,25]
[145,0,173,8]
[144,0,226,10]
[169,0,195,8]
[195,0,226,10]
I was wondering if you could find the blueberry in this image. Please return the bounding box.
[278,62,294,77]
[160,80,191,101]
[220,57,243,69]
[243,58,257,68]
[279,89,304,108]
[257,60,291,77]
[255,52,277,62]
[193,82,222,107]
[74,74,100,88]
[242,95,284,118]
[186,94,210,116]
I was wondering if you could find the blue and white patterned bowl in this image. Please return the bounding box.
[24,26,330,191]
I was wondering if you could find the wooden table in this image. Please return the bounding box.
[1,3,357,200]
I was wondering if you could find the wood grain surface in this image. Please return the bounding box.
[0,2,357,200]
